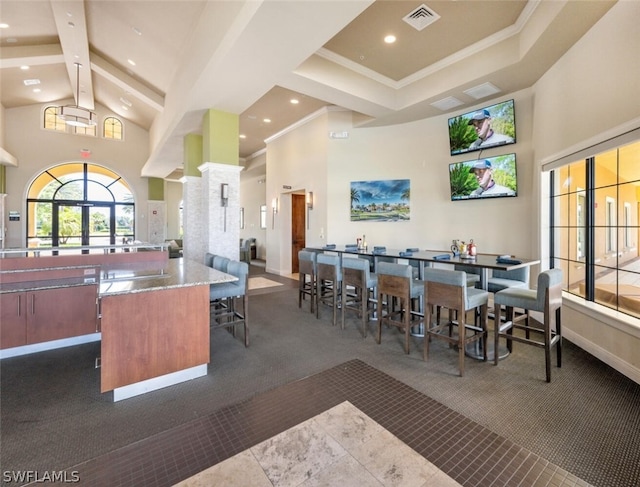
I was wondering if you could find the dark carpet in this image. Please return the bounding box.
[1,265,639,487]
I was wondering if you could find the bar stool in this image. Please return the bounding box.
[210,260,249,347]
[316,253,342,326]
[493,268,562,382]
[376,262,424,354]
[423,267,489,376]
[298,250,317,313]
[341,256,378,336]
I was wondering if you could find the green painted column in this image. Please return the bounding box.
[148,177,164,200]
[184,133,203,177]
[0,165,6,193]
[202,109,239,165]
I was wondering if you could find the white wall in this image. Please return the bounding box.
[3,102,151,248]
[531,0,640,383]
[266,109,329,274]
[239,152,267,259]
[165,180,183,239]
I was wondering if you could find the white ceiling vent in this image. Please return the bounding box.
[403,4,440,31]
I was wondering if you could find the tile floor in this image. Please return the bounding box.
[174,401,462,487]
[48,360,592,487]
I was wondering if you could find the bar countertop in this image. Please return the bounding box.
[99,258,236,296]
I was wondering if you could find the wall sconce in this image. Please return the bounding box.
[306,191,313,229]
[221,183,229,207]
[272,197,278,229]
[221,183,229,232]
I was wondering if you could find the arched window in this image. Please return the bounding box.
[27,163,134,249]
[43,106,66,131]
[43,106,97,136]
[104,117,123,140]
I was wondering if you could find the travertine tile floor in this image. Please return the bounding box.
[174,401,461,487]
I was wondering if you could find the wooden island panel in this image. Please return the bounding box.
[100,284,209,392]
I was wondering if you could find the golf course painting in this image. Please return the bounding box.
[350,179,410,222]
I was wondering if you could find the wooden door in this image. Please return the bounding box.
[292,194,306,273]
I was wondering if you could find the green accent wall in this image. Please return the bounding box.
[202,109,239,165]
[148,177,164,200]
[184,133,203,177]
[0,165,5,193]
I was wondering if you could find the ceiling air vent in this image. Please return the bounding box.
[403,4,440,31]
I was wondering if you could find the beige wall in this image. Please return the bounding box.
[2,102,151,248]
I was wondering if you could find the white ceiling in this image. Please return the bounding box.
[0,0,617,179]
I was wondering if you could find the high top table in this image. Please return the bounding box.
[305,245,540,360]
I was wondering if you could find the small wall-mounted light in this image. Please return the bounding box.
[306,191,314,210]
[221,183,229,207]
[271,197,278,229]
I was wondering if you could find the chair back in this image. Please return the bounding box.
[239,239,251,251]
[299,250,317,274]
[317,253,342,281]
[204,252,216,268]
[536,268,563,312]
[342,257,369,288]
[423,267,466,310]
[377,262,412,297]
[492,267,529,284]
[213,255,230,272]
[227,260,249,295]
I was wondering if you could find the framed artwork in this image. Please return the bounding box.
[350,179,410,221]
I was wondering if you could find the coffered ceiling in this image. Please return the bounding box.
[0,0,616,179]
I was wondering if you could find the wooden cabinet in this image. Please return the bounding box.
[0,293,27,349]
[0,285,98,350]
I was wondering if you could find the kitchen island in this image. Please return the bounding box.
[1,248,235,401]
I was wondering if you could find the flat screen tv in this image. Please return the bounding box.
[449,153,517,200]
[448,99,516,156]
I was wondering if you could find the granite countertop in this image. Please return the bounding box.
[0,276,99,294]
[99,258,237,296]
[0,259,236,296]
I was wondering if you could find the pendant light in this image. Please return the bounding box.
[57,62,97,127]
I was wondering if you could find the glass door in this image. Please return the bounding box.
[53,203,115,250]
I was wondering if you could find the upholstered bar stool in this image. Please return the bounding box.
[487,267,530,293]
[298,250,317,313]
[376,262,424,354]
[493,268,562,382]
[316,253,343,326]
[341,256,378,337]
[210,260,249,347]
[423,267,489,376]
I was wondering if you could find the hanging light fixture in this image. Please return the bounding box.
[57,62,96,127]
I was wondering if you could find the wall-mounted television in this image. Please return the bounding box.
[449,153,517,200]
[448,99,516,156]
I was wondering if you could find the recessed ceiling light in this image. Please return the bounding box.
[119,97,132,107]
[0,23,10,29]
[127,59,136,66]
[20,65,29,70]
[263,118,271,123]
[132,27,142,36]
[23,79,40,86]
[67,21,75,28]
[239,134,246,139]
[121,106,129,111]
[290,98,299,104]
[33,88,41,93]
[384,35,396,44]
